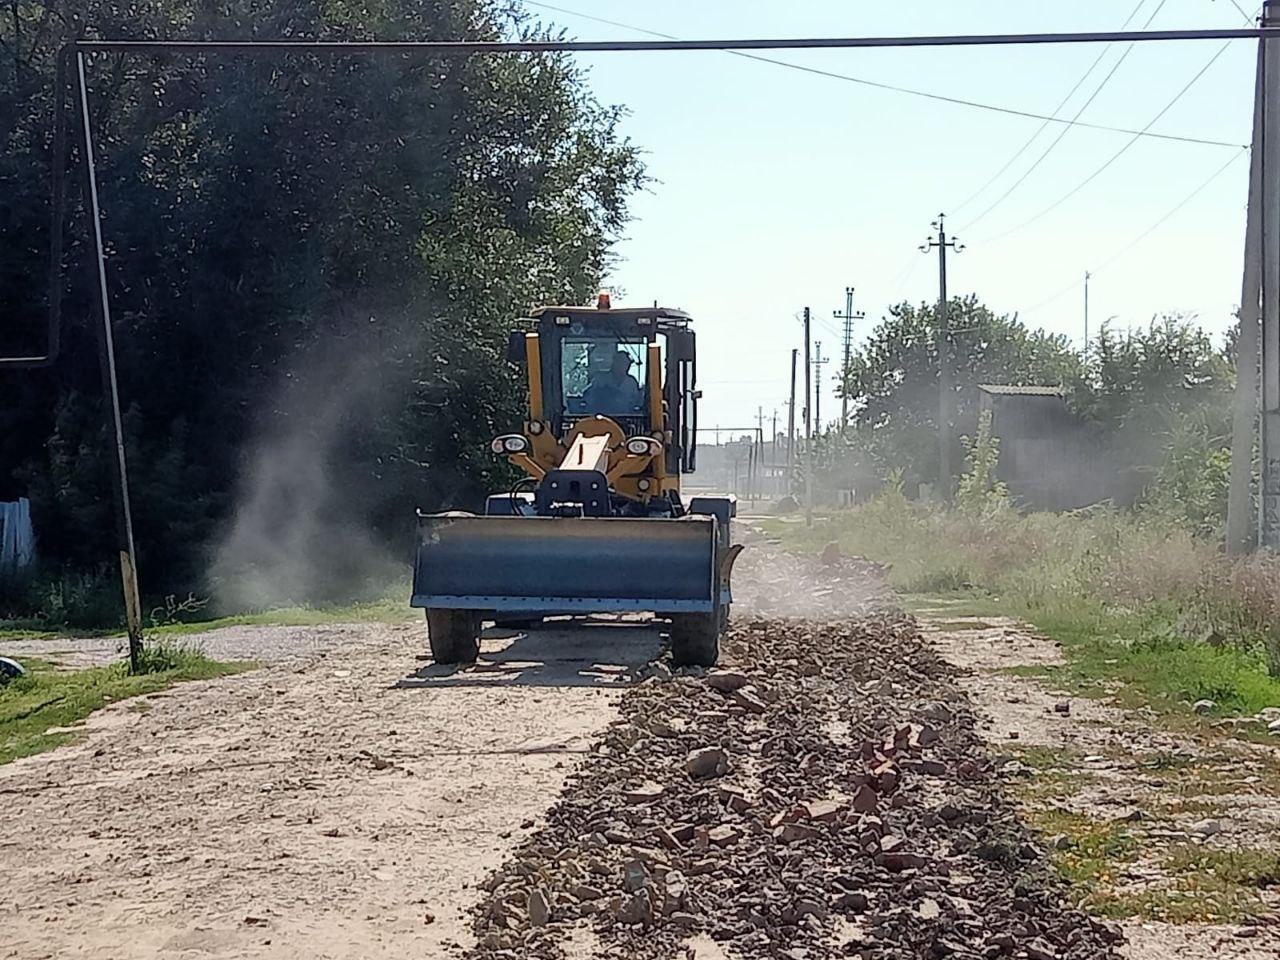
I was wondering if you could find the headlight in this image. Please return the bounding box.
[491,434,529,455]
[626,437,661,456]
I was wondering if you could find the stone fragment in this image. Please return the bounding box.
[707,824,742,847]
[615,889,654,926]
[730,687,768,715]
[684,746,729,779]
[526,887,551,927]
[623,781,665,804]
[802,799,846,823]
[850,784,879,813]
[623,859,648,893]
[1193,699,1215,714]
[774,822,821,843]
[1053,700,1071,715]
[706,670,751,692]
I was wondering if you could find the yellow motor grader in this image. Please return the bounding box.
[411,296,741,666]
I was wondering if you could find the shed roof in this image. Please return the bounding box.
[977,384,1065,398]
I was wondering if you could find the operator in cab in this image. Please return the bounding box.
[583,350,643,415]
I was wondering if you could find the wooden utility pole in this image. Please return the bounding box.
[1262,0,1280,549]
[922,214,963,501]
[787,349,797,494]
[1228,40,1265,554]
[834,286,865,429]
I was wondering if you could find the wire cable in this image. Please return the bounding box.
[1019,147,1248,315]
[982,39,1235,244]
[520,1,1246,149]
[959,0,1169,230]
[952,0,1152,218]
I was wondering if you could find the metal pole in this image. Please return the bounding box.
[814,341,823,433]
[1261,1,1280,549]
[787,349,797,495]
[1228,41,1265,554]
[803,308,812,440]
[76,52,144,671]
[834,286,864,431]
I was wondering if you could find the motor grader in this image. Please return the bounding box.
[410,296,741,667]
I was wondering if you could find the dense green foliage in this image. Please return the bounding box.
[1,1,643,612]
[834,299,1236,532]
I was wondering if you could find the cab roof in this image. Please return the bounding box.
[529,304,692,325]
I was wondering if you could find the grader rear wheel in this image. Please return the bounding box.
[425,609,481,664]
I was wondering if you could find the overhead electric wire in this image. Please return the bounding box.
[520,1,1246,148]
[952,0,1152,218]
[982,39,1235,244]
[958,0,1168,230]
[1020,147,1248,315]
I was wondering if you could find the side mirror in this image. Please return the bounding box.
[506,330,527,365]
[667,329,695,362]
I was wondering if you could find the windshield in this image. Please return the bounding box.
[562,337,648,417]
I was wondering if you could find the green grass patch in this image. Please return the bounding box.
[0,645,251,764]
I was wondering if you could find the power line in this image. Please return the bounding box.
[1020,147,1248,315]
[959,0,1168,229]
[952,0,1151,218]
[520,1,1246,148]
[983,39,1235,243]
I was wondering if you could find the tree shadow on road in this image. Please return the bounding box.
[393,618,666,690]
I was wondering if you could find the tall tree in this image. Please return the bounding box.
[0,1,644,605]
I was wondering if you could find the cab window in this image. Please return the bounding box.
[562,338,648,417]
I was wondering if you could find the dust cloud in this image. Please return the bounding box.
[208,321,413,612]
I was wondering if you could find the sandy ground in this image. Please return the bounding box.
[1,619,660,960]
[926,612,1280,960]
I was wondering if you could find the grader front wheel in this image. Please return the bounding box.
[669,608,724,668]
[425,609,481,664]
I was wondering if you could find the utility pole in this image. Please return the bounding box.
[1084,271,1091,352]
[1261,0,1280,549]
[802,308,812,440]
[771,408,778,465]
[921,214,964,501]
[813,342,830,435]
[787,349,797,495]
[833,286,865,429]
[1228,38,1265,554]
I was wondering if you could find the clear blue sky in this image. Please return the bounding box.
[519,0,1258,434]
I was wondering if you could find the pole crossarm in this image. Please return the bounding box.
[71,29,1278,56]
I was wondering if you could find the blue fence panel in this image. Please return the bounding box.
[0,498,35,579]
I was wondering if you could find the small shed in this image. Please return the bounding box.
[977,385,1102,511]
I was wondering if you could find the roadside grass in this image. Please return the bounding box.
[760,499,1280,725]
[0,593,414,644]
[0,645,251,765]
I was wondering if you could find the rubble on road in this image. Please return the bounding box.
[461,606,1121,959]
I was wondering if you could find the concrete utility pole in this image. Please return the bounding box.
[1262,0,1280,549]
[1084,271,1091,351]
[833,286,865,429]
[921,214,964,500]
[813,342,830,434]
[1228,39,1265,554]
[802,307,813,440]
[787,349,798,494]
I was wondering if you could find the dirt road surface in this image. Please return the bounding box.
[0,536,1267,958]
[2,623,660,959]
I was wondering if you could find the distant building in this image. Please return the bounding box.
[977,385,1114,511]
